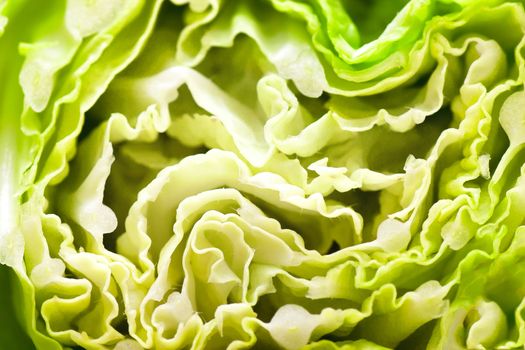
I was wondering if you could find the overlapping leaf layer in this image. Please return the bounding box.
[1,0,525,349]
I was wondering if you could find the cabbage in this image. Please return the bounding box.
[1,0,525,349]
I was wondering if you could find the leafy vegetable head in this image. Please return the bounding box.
[1,0,525,349]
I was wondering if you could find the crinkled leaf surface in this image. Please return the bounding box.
[1,0,525,349]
